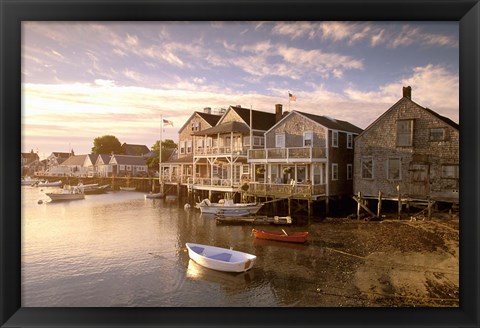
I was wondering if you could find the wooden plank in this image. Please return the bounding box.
[352,195,377,218]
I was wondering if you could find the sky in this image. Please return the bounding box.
[22,21,459,159]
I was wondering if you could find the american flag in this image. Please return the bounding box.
[288,92,297,101]
[163,119,174,127]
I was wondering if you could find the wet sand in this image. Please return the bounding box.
[265,214,459,307]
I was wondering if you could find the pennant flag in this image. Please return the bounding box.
[163,119,174,127]
[288,92,297,101]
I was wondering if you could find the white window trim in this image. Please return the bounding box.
[332,163,338,181]
[275,133,285,148]
[347,133,353,149]
[332,130,338,148]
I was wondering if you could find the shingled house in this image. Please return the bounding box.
[353,86,459,207]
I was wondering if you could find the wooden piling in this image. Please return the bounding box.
[397,185,401,220]
[357,192,361,220]
[377,191,382,218]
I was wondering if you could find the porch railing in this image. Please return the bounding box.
[248,146,326,162]
[248,182,326,197]
[194,147,248,156]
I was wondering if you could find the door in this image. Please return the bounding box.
[409,163,430,198]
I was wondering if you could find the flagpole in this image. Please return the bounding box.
[159,115,162,185]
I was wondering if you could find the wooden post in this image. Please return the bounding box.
[427,199,432,220]
[397,185,401,220]
[377,191,382,218]
[357,192,361,220]
[288,197,291,217]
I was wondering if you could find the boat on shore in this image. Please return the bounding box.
[251,228,309,243]
[45,185,85,202]
[186,242,256,273]
[215,215,292,225]
[196,198,263,216]
[21,177,40,186]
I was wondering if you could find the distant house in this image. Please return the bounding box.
[46,151,73,169]
[57,154,90,177]
[162,108,222,182]
[109,155,148,177]
[121,143,150,156]
[21,150,40,176]
[353,86,459,204]
[94,154,112,177]
[249,106,362,199]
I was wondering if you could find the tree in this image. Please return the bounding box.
[147,139,177,169]
[91,135,123,154]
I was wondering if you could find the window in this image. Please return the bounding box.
[332,131,338,147]
[186,140,192,153]
[304,131,313,146]
[388,158,401,180]
[332,163,338,180]
[126,165,131,171]
[196,139,204,148]
[430,128,445,141]
[347,133,353,149]
[206,137,212,148]
[361,157,373,179]
[347,164,353,180]
[442,165,459,179]
[253,136,264,146]
[243,136,250,146]
[180,141,185,154]
[276,133,285,148]
[313,164,321,184]
[191,122,201,132]
[397,120,413,146]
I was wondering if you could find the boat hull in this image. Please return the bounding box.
[120,187,136,191]
[198,202,263,216]
[186,243,256,273]
[46,193,85,201]
[37,181,62,187]
[251,229,308,243]
[145,192,164,199]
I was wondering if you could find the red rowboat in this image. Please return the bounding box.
[251,228,308,243]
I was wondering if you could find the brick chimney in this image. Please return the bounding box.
[403,86,412,99]
[275,104,283,123]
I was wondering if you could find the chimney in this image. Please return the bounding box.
[403,86,412,99]
[203,107,211,114]
[275,104,283,123]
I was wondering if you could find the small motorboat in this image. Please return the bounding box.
[251,228,309,243]
[78,183,110,195]
[145,192,164,199]
[186,242,256,273]
[34,180,63,187]
[45,185,85,202]
[195,198,263,217]
[215,215,292,225]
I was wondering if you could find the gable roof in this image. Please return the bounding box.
[110,155,147,166]
[95,154,112,165]
[357,96,459,139]
[296,111,363,134]
[228,106,277,130]
[60,155,88,166]
[121,143,150,156]
[178,111,222,133]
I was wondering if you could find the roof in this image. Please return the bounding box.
[95,154,112,165]
[197,112,222,126]
[110,155,147,166]
[87,154,99,164]
[193,121,250,136]
[178,111,222,133]
[51,152,71,158]
[60,155,88,166]
[229,106,277,130]
[296,111,363,134]
[357,96,459,139]
[121,143,150,156]
[164,154,194,164]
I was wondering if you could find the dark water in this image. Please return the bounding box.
[21,186,321,307]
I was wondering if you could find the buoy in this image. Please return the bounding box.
[184,203,191,210]
[37,200,43,204]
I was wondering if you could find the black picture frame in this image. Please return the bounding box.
[1,0,479,327]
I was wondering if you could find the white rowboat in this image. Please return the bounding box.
[45,185,85,202]
[186,243,256,273]
[196,199,263,216]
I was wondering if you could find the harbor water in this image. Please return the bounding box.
[21,185,320,307]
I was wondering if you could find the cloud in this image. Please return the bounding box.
[271,22,458,49]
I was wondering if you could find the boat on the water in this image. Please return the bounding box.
[120,186,136,191]
[196,198,263,216]
[79,183,110,195]
[45,185,85,202]
[145,192,164,199]
[215,215,292,225]
[34,180,63,187]
[186,242,256,273]
[21,177,39,186]
[251,228,309,243]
